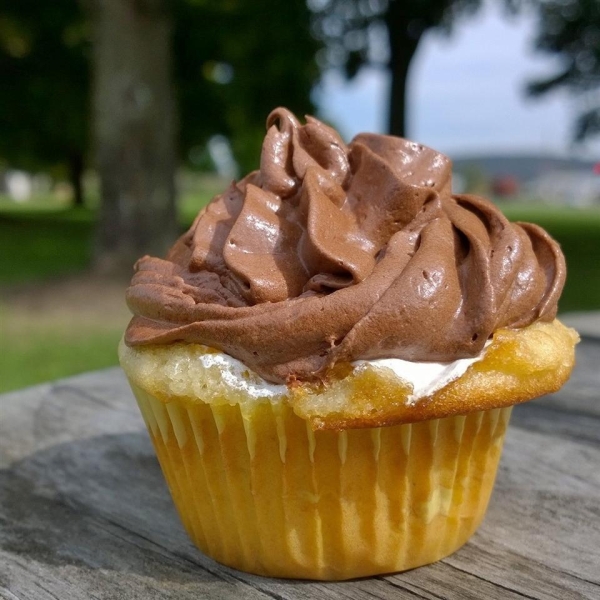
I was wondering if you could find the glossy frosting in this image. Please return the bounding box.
[125,108,566,383]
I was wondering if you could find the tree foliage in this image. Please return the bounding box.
[0,0,319,192]
[309,0,484,135]
[174,0,319,173]
[76,0,319,271]
[309,0,482,76]
[527,0,600,142]
[0,0,89,200]
[310,0,600,144]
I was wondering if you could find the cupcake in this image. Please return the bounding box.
[119,108,578,580]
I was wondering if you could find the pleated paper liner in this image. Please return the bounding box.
[130,381,512,580]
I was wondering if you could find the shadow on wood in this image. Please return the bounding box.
[0,431,225,586]
[0,341,599,598]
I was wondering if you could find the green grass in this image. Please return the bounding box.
[0,189,216,285]
[0,189,217,393]
[1,197,599,393]
[0,207,96,284]
[1,325,125,392]
[501,204,600,313]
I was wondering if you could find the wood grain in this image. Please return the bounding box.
[1,340,599,599]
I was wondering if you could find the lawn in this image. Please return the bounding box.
[0,187,218,284]
[501,203,600,313]
[0,206,95,284]
[1,196,599,393]
[3,323,124,388]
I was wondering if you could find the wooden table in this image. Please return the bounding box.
[1,338,599,600]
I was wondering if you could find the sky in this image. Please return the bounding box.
[315,3,599,160]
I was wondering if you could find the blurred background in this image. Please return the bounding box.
[1,0,599,392]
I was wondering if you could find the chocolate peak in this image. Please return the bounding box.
[125,108,566,383]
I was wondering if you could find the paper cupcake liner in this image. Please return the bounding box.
[129,381,511,580]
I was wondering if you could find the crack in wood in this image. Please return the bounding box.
[498,546,600,590]
[444,562,541,600]
[0,586,24,600]
[89,515,285,598]
[379,577,438,599]
[50,382,136,413]
[225,576,290,600]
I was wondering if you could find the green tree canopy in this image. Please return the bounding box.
[0,0,89,203]
[527,0,600,142]
[309,0,485,136]
[174,0,319,173]
[310,0,600,145]
[0,0,319,198]
[77,0,319,272]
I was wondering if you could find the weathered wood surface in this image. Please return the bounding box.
[1,339,599,600]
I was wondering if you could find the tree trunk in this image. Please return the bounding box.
[69,152,85,207]
[385,5,423,138]
[86,0,177,275]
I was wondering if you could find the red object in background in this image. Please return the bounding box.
[492,175,520,197]
[593,162,600,175]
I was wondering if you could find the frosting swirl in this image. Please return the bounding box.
[125,108,566,383]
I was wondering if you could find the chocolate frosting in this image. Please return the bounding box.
[125,108,566,383]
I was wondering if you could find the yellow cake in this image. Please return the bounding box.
[119,319,576,579]
[120,108,578,580]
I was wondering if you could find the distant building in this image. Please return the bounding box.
[527,170,600,207]
[492,175,520,198]
[453,155,600,206]
[4,170,32,202]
